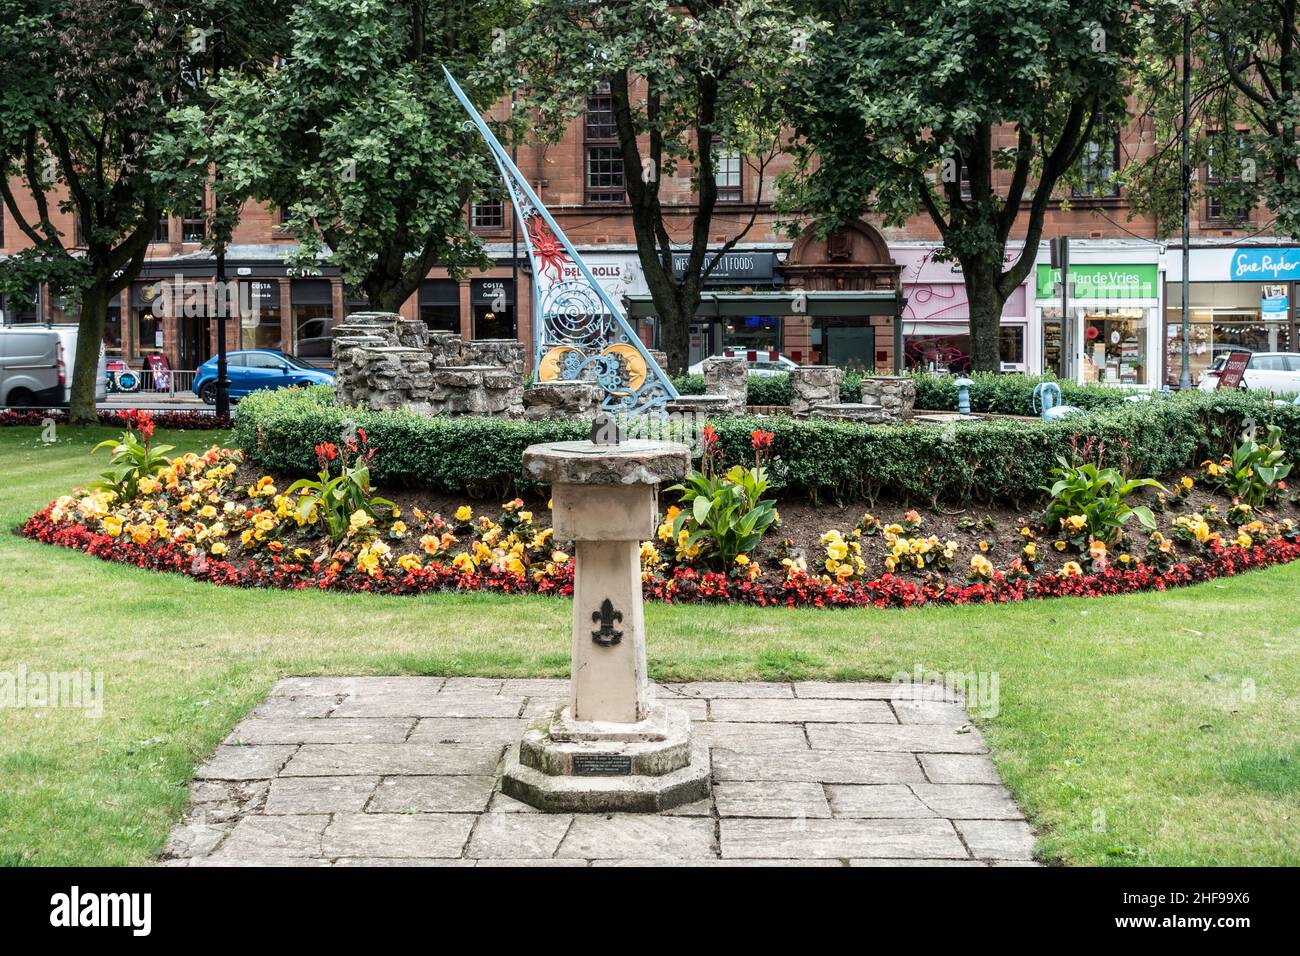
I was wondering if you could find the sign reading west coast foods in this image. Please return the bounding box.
[1229,247,1300,282]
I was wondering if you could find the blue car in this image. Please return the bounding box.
[193,350,333,405]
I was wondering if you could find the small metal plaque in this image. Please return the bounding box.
[573,753,633,776]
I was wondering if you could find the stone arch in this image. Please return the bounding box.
[782,219,900,292]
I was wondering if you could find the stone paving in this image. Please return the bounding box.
[159,677,1040,867]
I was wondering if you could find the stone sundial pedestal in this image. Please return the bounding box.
[499,430,711,812]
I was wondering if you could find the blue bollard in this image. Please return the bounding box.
[955,377,973,416]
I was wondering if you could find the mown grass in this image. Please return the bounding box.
[0,423,1297,866]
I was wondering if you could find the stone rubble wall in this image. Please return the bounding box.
[523,380,604,421]
[702,357,748,413]
[859,375,916,423]
[789,366,843,418]
[330,312,523,417]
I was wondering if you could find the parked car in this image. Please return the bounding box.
[193,350,333,405]
[1197,351,1300,396]
[687,349,800,377]
[0,323,107,406]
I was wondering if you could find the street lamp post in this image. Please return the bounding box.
[1179,11,1193,391]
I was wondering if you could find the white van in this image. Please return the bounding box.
[0,324,108,406]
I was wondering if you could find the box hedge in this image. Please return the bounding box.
[234,384,1300,506]
[672,370,1122,415]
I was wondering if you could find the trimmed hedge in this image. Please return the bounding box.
[235,384,1300,506]
[672,370,1118,415]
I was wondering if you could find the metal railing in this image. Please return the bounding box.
[106,367,199,398]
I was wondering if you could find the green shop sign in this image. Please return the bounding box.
[1035,263,1158,299]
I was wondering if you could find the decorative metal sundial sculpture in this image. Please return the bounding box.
[442,68,677,416]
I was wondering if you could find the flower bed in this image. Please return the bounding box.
[0,409,232,430]
[24,432,1300,610]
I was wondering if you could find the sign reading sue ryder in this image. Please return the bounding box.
[1229,248,1300,282]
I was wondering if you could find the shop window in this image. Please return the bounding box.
[291,279,333,359]
[132,291,164,354]
[472,279,515,339]
[103,302,123,354]
[1081,307,1146,385]
[241,281,281,350]
[471,199,505,230]
[722,315,780,354]
[585,86,624,204]
[903,322,1028,375]
[419,279,460,334]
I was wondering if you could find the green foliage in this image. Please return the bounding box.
[667,465,778,569]
[235,384,1300,507]
[159,0,518,309]
[1043,458,1164,546]
[88,431,174,502]
[779,0,1138,369]
[285,439,396,544]
[910,372,1130,415]
[1213,424,1294,507]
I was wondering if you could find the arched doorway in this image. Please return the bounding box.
[781,220,903,372]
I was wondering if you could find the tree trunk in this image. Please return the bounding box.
[68,285,108,425]
[963,264,1006,373]
[657,296,690,375]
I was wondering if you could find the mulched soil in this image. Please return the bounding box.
[235,460,1298,580]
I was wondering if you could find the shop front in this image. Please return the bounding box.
[894,245,1031,374]
[1164,245,1298,386]
[672,250,784,366]
[1036,262,1160,386]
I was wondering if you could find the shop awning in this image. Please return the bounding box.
[621,290,903,318]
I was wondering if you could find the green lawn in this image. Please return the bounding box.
[1,423,1298,866]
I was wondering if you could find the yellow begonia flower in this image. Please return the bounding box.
[455,506,473,522]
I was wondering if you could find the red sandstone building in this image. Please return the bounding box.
[2,96,1296,388]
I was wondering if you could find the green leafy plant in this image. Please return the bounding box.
[667,464,778,570]
[89,412,174,501]
[1043,458,1165,546]
[1210,424,1293,507]
[286,436,396,544]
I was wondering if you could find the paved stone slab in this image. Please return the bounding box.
[195,745,297,781]
[710,699,895,724]
[251,696,339,719]
[226,718,413,745]
[165,676,1031,867]
[956,820,1037,860]
[409,718,526,746]
[368,775,496,813]
[712,749,925,785]
[721,819,968,860]
[322,813,474,859]
[911,784,1024,820]
[714,782,831,819]
[281,743,502,777]
[593,859,843,867]
[825,784,937,819]
[265,776,378,814]
[557,816,716,860]
[693,721,809,753]
[467,813,573,859]
[271,676,443,697]
[668,681,793,698]
[793,681,961,701]
[920,753,1003,784]
[850,858,987,867]
[807,723,987,753]
[211,814,327,860]
[892,699,974,724]
[332,693,524,719]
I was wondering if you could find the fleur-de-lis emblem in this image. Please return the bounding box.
[591,598,624,646]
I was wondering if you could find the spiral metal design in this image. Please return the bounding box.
[541,281,609,348]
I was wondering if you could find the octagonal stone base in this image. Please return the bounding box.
[500,704,711,813]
